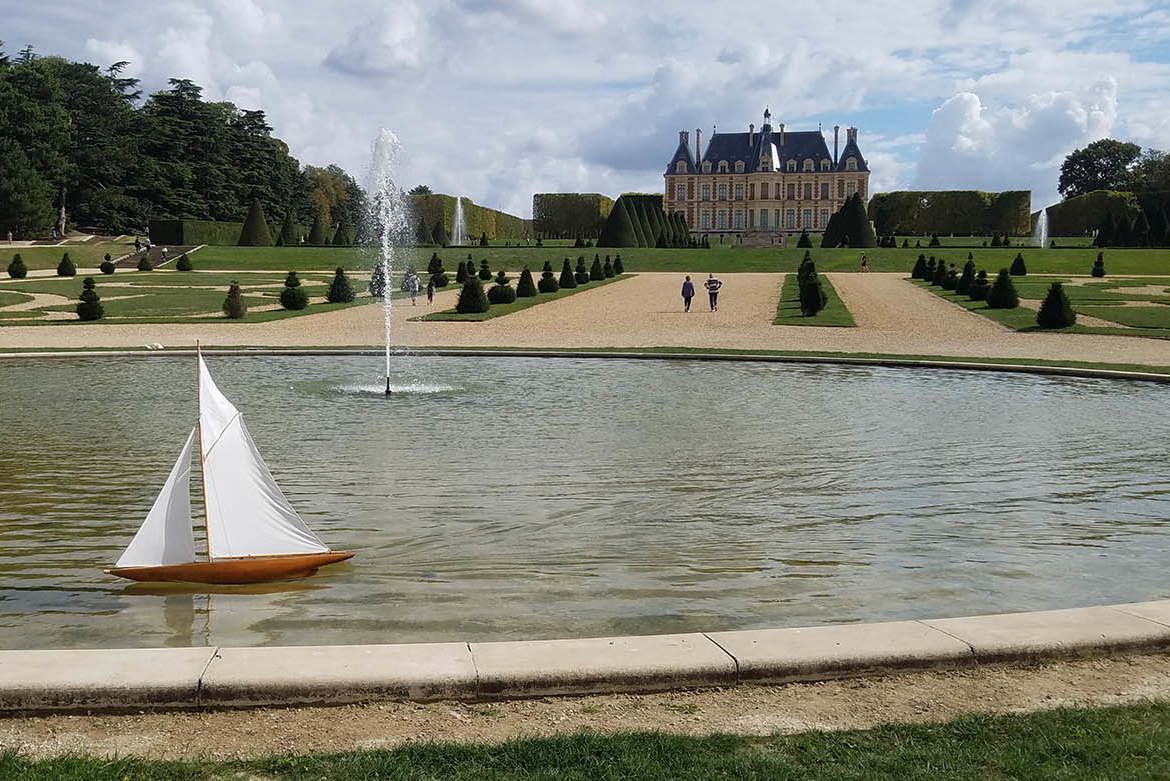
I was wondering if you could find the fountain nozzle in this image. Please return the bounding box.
[385,376,392,396]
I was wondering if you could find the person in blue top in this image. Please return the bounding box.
[681,275,695,312]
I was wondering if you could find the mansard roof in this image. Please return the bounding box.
[666,136,696,174]
[699,129,834,172]
[835,137,869,172]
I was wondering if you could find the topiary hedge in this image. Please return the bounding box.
[956,260,975,294]
[1091,252,1105,277]
[968,270,990,301]
[516,267,537,297]
[223,281,247,318]
[280,271,309,310]
[603,256,614,278]
[176,253,192,271]
[455,275,489,313]
[7,254,27,279]
[327,267,355,303]
[137,255,153,271]
[76,277,103,321]
[58,253,77,277]
[538,260,559,293]
[1036,282,1076,328]
[911,253,926,279]
[559,258,576,289]
[487,270,517,304]
[238,198,274,246]
[574,256,589,284]
[1009,252,1027,276]
[590,255,604,281]
[478,259,492,281]
[986,269,1019,309]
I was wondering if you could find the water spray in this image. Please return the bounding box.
[385,376,392,396]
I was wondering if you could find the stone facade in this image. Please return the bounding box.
[664,109,870,240]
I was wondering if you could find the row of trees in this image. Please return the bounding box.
[821,193,877,248]
[1092,209,1170,247]
[912,253,1077,328]
[0,43,365,238]
[1058,139,1170,199]
[453,255,624,314]
[597,195,694,248]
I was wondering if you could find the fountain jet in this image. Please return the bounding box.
[368,129,409,393]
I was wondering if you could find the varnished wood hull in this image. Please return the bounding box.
[106,552,354,584]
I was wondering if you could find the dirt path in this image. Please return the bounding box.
[4,653,1170,760]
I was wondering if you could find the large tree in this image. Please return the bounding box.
[1058,139,1142,198]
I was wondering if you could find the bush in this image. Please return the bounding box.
[431,220,450,248]
[76,277,104,321]
[478,259,492,281]
[1009,252,1027,276]
[932,257,948,286]
[432,272,449,288]
[574,256,590,284]
[455,260,468,283]
[308,211,328,245]
[613,254,624,274]
[538,260,560,293]
[942,267,958,290]
[990,233,1002,248]
[902,239,909,248]
[1091,252,1105,277]
[986,269,1019,309]
[487,270,517,304]
[427,252,445,277]
[956,260,975,294]
[968,270,990,301]
[280,271,310,310]
[369,263,386,298]
[480,231,488,247]
[1036,282,1077,328]
[796,229,812,248]
[590,256,604,280]
[911,253,926,279]
[924,257,936,281]
[137,255,153,271]
[175,253,192,271]
[516,267,537,297]
[603,256,614,277]
[560,258,577,288]
[799,270,827,316]
[7,254,27,279]
[237,198,274,246]
[326,267,355,303]
[57,253,76,277]
[455,275,490,313]
[574,236,586,248]
[929,233,941,247]
[223,281,247,318]
[100,259,116,274]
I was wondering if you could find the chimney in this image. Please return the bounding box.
[695,128,702,166]
[749,123,754,147]
[833,125,840,164]
[679,129,689,147]
[779,122,785,147]
[847,127,858,144]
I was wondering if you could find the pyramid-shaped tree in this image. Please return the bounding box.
[837,193,877,248]
[603,256,614,277]
[559,258,577,288]
[428,252,449,287]
[1091,252,1105,277]
[598,198,638,247]
[968,270,990,301]
[326,267,355,303]
[799,265,827,316]
[627,200,648,248]
[223,281,247,318]
[590,255,604,281]
[308,209,328,245]
[911,253,927,279]
[796,230,812,248]
[238,198,274,246]
[478,259,492,280]
[455,259,468,283]
[574,256,590,284]
[1009,252,1027,276]
[369,262,387,298]
[7,254,27,279]
[431,219,450,248]
[613,253,624,274]
[516,267,537,297]
[956,260,975,294]
[1036,282,1076,328]
[57,253,76,277]
[538,259,559,293]
[455,275,489,313]
[280,211,298,246]
[820,209,842,248]
[487,269,516,304]
[480,231,489,247]
[986,269,1019,309]
[332,217,353,246]
[280,271,310,310]
[76,277,103,321]
[932,257,948,286]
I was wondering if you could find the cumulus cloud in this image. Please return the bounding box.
[324,0,430,76]
[83,38,145,78]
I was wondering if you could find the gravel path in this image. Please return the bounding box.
[4,654,1170,760]
[3,272,1170,367]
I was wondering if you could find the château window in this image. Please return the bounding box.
[718,161,729,173]
[787,183,796,200]
[820,209,829,227]
[701,184,711,201]
[803,158,814,172]
[803,209,812,228]
[821,182,829,200]
[734,183,743,200]
[760,209,769,229]
[701,211,711,229]
[734,211,744,229]
[717,211,728,230]
[734,160,745,173]
[774,209,780,226]
[786,160,796,172]
[846,182,856,197]
[702,161,712,173]
[676,184,685,201]
[845,157,858,171]
[821,160,830,171]
[760,182,769,199]
[748,209,755,229]
[676,161,687,173]
[718,183,727,201]
[785,210,795,229]
[804,183,812,200]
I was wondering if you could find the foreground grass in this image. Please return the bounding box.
[774,273,855,327]
[5,702,1170,779]
[415,274,630,322]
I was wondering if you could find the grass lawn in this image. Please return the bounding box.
[774,273,855,326]
[5,702,1170,779]
[3,240,134,271]
[0,290,33,308]
[416,274,630,321]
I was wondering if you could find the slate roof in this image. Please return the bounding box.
[693,128,834,173]
[666,136,696,174]
[835,137,869,172]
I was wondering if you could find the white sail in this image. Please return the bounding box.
[115,427,198,568]
[198,356,330,559]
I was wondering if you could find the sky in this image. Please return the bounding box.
[4,0,1170,217]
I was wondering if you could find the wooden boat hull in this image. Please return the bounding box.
[106,552,354,584]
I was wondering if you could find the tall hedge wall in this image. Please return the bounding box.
[532,193,614,238]
[1033,190,1140,237]
[150,218,308,245]
[411,194,531,242]
[867,190,1031,236]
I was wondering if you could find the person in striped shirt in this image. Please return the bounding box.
[704,273,722,311]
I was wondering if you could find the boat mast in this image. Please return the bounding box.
[196,341,215,561]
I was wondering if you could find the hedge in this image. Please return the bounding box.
[532,193,614,238]
[868,190,1031,236]
[411,194,531,242]
[1035,190,1139,238]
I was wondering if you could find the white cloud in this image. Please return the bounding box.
[83,38,145,78]
[324,0,430,76]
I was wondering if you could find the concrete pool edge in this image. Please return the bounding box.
[4,601,1170,712]
[2,346,1170,384]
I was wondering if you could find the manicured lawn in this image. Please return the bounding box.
[416,274,630,321]
[0,290,33,308]
[5,702,1170,779]
[774,273,855,326]
[3,240,132,271]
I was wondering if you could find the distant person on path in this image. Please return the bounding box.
[860,253,868,272]
[402,270,421,305]
[426,276,435,305]
[681,275,694,312]
[5,230,11,243]
[705,273,722,311]
[134,236,141,252]
[161,247,169,263]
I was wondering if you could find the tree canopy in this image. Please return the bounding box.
[1058,139,1142,198]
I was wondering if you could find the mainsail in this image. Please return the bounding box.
[115,428,198,568]
[197,356,329,559]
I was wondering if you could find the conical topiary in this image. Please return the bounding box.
[1009,252,1027,276]
[455,275,489,313]
[956,260,975,294]
[559,258,576,289]
[538,259,559,293]
[968,270,990,301]
[331,219,352,247]
[911,253,926,279]
[924,257,936,282]
[1091,252,1105,278]
[455,259,468,283]
[603,256,614,277]
[574,256,589,284]
[986,269,1019,309]
[57,253,76,277]
[427,252,449,287]
[176,253,193,271]
[326,267,355,303]
[932,257,948,286]
[478,259,492,281]
[76,277,103,321]
[942,266,958,291]
[308,210,328,245]
[480,231,488,247]
[280,270,310,310]
[280,211,298,246]
[613,254,624,274]
[799,268,827,316]
[487,269,516,304]
[516,267,536,297]
[7,254,27,279]
[590,256,604,281]
[137,255,153,271]
[1036,282,1076,328]
[431,219,450,248]
[238,198,274,246]
[797,229,812,248]
[223,281,247,318]
[369,263,387,298]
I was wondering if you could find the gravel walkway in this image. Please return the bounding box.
[3,273,1170,367]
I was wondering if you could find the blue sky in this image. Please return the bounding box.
[4,0,1170,216]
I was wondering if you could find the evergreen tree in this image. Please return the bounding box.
[137,255,153,271]
[838,193,876,248]
[308,210,328,245]
[911,253,927,279]
[1132,211,1151,246]
[796,229,812,248]
[990,233,1002,248]
[575,256,590,284]
[942,266,958,291]
[427,252,449,287]
[455,259,467,283]
[479,231,488,247]
[956,260,975,294]
[455,275,489,313]
[1009,252,1027,276]
[590,256,604,280]
[369,262,386,298]
[799,266,827,316]
[559,257,576,288]
[326,266,355,303]
[431,219,450,247]
[238,197,274,246]
[925,256,936,281]
[222,281,247,318]
[57,252,76,276]
[929,232,940,247]
[176,253,192,271]
[598,197,638,247]
[478,259,492,280]
[986,269,1019,309]
[415,215,431,245]
[331,218,352,246]
[627,199,649,247]
[75,276,103,321]
[487,269,517,304]
[7,254,27,279]
[280,211,298,246]
[613,254,624,274]
[932,257,948,286]
[603,256,614,277]
[538,259,559,293]
[968,270,990,301]
[100,253,116,274]
[279,270,309,310]
[1092,252,1106,277]
[516,267,537,297]
[820,208,842,248]
[1036,282,1076,328]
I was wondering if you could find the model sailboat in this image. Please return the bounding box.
[107,350,353,584]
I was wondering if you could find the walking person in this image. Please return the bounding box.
[705,273,722,311]
[426,275,435,305]
[681,275,694,312]
[860,253,868,272]
[134,236,141,253]
[161,247,169,264]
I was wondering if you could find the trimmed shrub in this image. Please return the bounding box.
[603,256,614,277]
[796,229,812,248]
[238,198,274,246]
[799,270,827,316]
[331,220,352,247]
[1092,252,1105,277]
[516,267,537,297]
[911,253,926,279]
[280,271,310,310]
[280,211,298,246]
[990,233,1002,247]
[307,211,328,245]
[924,257,936,282]
[902,239,909,248]
[956,260,975,294]
[968,270,990,301]
[427,252,446,278]
[76,277,103,321]
[58,253,77,277]
[986,269,1019,309]
[478,259,492,281]
[574,256,589,284]
[942,267,958,291]
[175,253,192,271]
[1009,252,1027,276]
[455,275,489,313]
[538,260,559,293]
[137,255,153,271]
[455,259,468,283]
[223,281,247,318]
[929,233,941,247]
[431,220,450,248]
[574,236,586,249]
[487,270,517,304]
[100,258,116,274]
[590,256,604,281]
[559,258,577,288]
[326,267,355,303]
[1036,282,1077,328]
[613,254,624,274]
[7,254,27,279]
[932,257,948,286]
[479,231,488,247]
[369,263,387,298]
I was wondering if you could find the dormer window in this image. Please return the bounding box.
[760,156,770,171]
[786,160,796,172]
[845,157,858,171]
[802,158,814,172]
[702,161,712,173]
[718,160,729,173]
[676,161,687,173]
[820,159,830,171]
[734,160,745,173]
